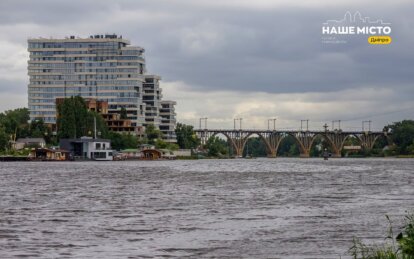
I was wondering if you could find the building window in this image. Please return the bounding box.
[93,152,107,159]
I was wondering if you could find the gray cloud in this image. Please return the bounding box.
[162,81,414,130]
[0,0,413,127]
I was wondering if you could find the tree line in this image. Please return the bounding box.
[0,108,54,153]
[1,101,414,157]
[0,97,179,153]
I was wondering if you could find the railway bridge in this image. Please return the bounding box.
[194,129,390,158]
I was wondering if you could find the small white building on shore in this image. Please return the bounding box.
[60,137,113,161]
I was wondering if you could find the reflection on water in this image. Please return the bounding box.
[0,158,413,258]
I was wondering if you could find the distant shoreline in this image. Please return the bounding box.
[1,156,413,162]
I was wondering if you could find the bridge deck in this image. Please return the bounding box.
[194,129,385,134]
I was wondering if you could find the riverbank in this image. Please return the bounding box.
[0,156,29,161]
[2,156,413,162]
[397,154,414,158]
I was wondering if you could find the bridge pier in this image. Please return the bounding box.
[262,132,284,158]
[234,147,244,158]
[293,131,315,158]
[194,129,388,159]
[356,132,380,150]
[267,150,277,158]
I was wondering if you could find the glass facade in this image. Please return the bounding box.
[142,75,162,128]
[28,35,146,126]
[159,101,177,143]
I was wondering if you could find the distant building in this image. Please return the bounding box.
[141,149,162,160]
[142,76,177,143]
[102,113,141,135]
[173,149,192,157]
[28,34,177,141]
[160,101,177,143]
[120,149,142,159]
[143,75,162,129]
[60,137,113,161]
[14,138,46,150]
[29,148,69,161]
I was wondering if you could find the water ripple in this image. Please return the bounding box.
[0,158,413,258]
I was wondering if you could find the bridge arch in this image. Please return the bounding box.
[241,132,273,157]
[310,133,337,155]
[355,132,391,150]
[286,132,346,157]
[209,132,237,154]
[194,129,390,158]
[283,132,316,157]
[337,133,360,151]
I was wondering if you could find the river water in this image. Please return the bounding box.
[0,158,413,258]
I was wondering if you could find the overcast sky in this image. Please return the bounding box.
[0,0,413,130]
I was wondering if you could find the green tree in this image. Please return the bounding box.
[205,136,228,157]
[155,138,168,149]
[243,137,267,157]
[278,135,300,157]
[107,132,138,150]
[0,126,9,152]
[120,107,128,120]
[29,119,48,137]
[145,124,162,145]
[385,120,414,155]
[407,141,414,155]
[56,96,108,139]
[56,97,84,138]
[155,138,179,150]
[175,123,200,149]
[86,111,109,138]
[28,119,56,145]
[121,133,138,149]
[107,132,124,150]
[0,108,30,140]
[310,136,323,157]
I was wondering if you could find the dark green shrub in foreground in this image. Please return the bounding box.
[399,214,414,256]
[350,213,414,259]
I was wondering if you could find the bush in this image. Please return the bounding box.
[350,213,414,259]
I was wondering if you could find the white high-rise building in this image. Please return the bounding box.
[27,34,177,141]
[160,100,177,143]
[28,34,147,126]
[142,75,162,129]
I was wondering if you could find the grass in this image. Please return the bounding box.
[350,213,414,259]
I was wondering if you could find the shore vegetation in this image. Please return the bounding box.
[350,213,414,259]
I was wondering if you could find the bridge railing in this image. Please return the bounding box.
[194,129,387,134]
